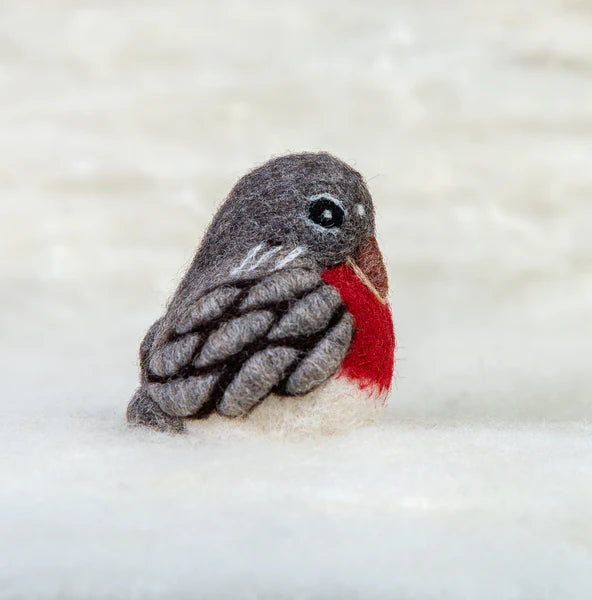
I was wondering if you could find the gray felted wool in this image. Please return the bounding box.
[127,152,388,433]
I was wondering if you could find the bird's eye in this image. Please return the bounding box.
[308,198,344,229]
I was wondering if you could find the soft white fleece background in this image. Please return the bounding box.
[1,1,591,598]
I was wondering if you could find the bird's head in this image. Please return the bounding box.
[201,152,389,301]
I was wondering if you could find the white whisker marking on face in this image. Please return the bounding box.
[357,204,366,217]
[275,246,306,270]
[248,245,282,271]
[231,243,265,275]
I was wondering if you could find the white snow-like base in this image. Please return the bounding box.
[190,377,386,438]
[2,412,591,599]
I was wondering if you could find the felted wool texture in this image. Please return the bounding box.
[323,262,395,394]
[127,387,185,433]
[127,152,394,432]
[188,377,387,439]
[163,152,376,318]
[137,265,355,421]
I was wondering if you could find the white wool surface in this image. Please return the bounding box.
[192,377,386,438]
[2,406,592,599]
[1,0,592,597]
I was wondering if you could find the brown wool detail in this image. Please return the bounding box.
[350,237,389,302]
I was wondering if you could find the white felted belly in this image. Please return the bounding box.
[186,376,388,438]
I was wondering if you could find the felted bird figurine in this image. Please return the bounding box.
[127,152,395,433]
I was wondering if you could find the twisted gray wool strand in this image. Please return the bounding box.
[129,266,353,423]
[132,268,353,426]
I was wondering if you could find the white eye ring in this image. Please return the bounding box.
[356,204,366,217]
[308,192,345,210]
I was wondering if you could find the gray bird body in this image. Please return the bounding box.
[127,152,379,433]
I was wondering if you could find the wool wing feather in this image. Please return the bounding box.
[140,262,354,419]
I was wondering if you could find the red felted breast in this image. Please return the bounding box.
[322,263,395,395]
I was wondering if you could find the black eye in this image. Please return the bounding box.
[308,199,344,229]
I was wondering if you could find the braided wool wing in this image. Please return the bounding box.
[143,267,354,418]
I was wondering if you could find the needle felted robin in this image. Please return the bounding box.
[127,152,395,433]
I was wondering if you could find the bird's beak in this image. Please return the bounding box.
[347,237,389,304]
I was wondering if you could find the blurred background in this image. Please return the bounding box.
[2,0,590,422]
[1,1,591,597]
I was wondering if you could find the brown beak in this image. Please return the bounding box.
[347,237,389,304]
